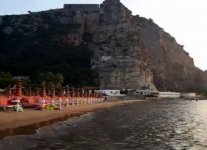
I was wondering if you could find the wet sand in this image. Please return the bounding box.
[0,100,144,134]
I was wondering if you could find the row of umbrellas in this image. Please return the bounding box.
[4,80,102,98]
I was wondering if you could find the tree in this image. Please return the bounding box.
[38,72,54,83]
[0,71,14,88]
[37,72,64,90]
[54,73,64,85]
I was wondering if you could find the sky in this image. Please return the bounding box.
[0,0,207,70]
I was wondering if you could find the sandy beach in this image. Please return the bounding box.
[0,100,144,138]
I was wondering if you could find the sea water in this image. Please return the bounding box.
[1,100,207,150]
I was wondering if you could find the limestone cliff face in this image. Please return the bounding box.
[92,0,154,89]
[0,6,99,45]
[0,0,155,90]
[0,0,206,92]
[0,7,100,86]
[134,16,207,92]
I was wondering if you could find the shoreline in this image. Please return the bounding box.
[0,100,144,139]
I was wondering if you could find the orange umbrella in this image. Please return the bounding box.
[16,79,22,97]
[40,82,46,97]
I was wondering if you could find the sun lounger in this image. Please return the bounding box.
[20,98,39,108]
[0,105,15,111]
[20,97,49,110]
[0,98,15,111]
[54,98,63,110]
[8,98,24,112]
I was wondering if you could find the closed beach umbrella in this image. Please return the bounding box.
[40,82,46,97]
[5,85,12,97]
[51,83,55,98]
[65,85,70,97]
[16,79,22,97]
[29,87,32,96]
[82,88,84,97]
[72,88,75,98]
[77,88,80,97]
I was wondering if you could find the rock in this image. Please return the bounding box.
[58,16,71,24]
[44,24,49,30]
[133,16,206,91]
[0,17,3,25]
[0,0,206,92]
[73,11,82,24]
[92,0,155,90]
[2,26,13,35]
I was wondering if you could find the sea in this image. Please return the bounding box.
[1,99,207,150]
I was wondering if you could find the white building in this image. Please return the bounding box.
[96,90,125,97]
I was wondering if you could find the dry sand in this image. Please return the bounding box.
[0,100,144,132]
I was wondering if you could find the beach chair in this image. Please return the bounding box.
[9,98,24,112]
[36,97,50,110]
[20,97,48,110]
[20,97,39,108]
[0,97,15,111]
[54,97,63,110]
[62,97,70,107]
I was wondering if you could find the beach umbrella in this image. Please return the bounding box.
[64,85,70,106]
[49,83,55,98]
[89,90,91,97]
[40,82,46,97]
[62,87,66,96]
[5,84,12,97]
[16,79,22,97]
[8,84,12,96]
[36,88,40,96]
[65,85,70,97]
[28,86,32,96]
[47,83,51,97]
[60,86,64,97]
[77,88,80,97]
[72,88,75,98]
[81,88,84,97]
[86,89,88,97]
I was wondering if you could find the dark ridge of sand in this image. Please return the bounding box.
[0,100,144,139]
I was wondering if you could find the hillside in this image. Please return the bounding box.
[0,0,206,92]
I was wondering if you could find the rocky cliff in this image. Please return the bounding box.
[0,5,101,86]
[134,16,207,92]
[92,0,154,89]
[0,0,206,92]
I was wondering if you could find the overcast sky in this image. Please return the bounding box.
[0,0,207,70]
